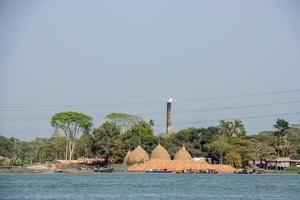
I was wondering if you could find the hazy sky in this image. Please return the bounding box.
[1,0,300,140]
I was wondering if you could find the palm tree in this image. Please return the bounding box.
[230,119,246,137]
[219,120,231,136]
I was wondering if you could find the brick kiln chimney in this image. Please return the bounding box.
[167,98,173,136]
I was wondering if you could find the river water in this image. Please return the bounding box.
[0,173,299,200]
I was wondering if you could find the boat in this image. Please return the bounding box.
[94,167,114,173]
[234,169,253,174]
[146,169,172,173]
[197,169,218,174]
[62,170,92,174]
[176,169,194,174]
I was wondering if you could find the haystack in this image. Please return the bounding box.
[127,145,149,164]
[174,146,192,160]
[123,150,131,164]
[151,144,171,160]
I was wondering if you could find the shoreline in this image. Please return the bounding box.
[1,168,299,174]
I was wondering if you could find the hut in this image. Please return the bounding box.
[151,144,171,160]
[127,145,149,164]
[123,150,131,164]
[265,157,300,170]
[174,146,192,161]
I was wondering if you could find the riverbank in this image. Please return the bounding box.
[1,167,300,174]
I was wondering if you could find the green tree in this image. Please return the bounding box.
[122,121,157,153]
[0,135,15,158]
[106,112,142,133]
[273,118,290,157]
[50,133,66,160]
[230,119,246,137]
[76,133,94,158]
[93,122,122,164]
[224,150,242,168]
[229,137,256,166]
[206,135,232,164]
[219,120,232,136]
[51,112,93,160]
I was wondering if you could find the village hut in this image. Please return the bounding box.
[127,145,149,164]
[123,150,131,164]
[151,144,171,160]
[174,146,192,161]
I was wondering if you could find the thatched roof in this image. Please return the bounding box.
[174,146,192,161]
[128,145,149,163]
[123,150,131,164]
[151,144,171,160]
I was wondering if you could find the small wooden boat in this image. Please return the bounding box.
[62,170,92,174]
[234,170,253,174]
[94,167,114,173]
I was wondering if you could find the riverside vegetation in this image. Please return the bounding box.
[1,112,300,170]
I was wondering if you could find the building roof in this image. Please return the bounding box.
[127,145,149,163]
[174,146,192,161]
[266,157,300,163]
[151,144,171,160]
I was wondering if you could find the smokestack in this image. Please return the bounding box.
[167,98,173,136]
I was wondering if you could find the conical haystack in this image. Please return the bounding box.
[174,146,192,160]
[128,145,149,164]
[123,150,131,164]
[151,144,171,160]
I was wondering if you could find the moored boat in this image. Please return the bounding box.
[94,167,114,173]
[146,169,172,173]
[62,170,92,174]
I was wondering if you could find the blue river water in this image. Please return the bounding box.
[0,173,299,200]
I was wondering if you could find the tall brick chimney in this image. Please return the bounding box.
[167,98,173,136]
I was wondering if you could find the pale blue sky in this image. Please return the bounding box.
[1,0,300,140]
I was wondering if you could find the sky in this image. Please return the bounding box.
[1,0,300,140]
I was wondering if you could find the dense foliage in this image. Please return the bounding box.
[51,112,93,160]
[1,114,300,168]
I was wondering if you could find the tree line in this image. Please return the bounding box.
[1,111,300,168]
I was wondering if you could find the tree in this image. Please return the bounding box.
[76,134,94,158]
[219,120,246,137]
[106,112,142,133]
[219,120,231,136]
[0,135,15,158]
[93,122,122,164]
[50,133,66,160]
[51,112,93,160]
[206,135,232,164]
[230,119,246,137]
[224,150,242,168]
[229,137,256,166]
[172,128,204,157]
[122,121,157,153]
[273,118,290,157]
[252,140,276,161]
